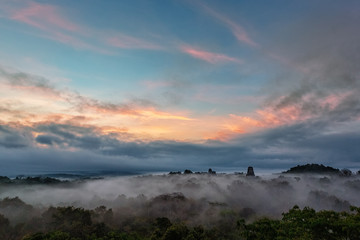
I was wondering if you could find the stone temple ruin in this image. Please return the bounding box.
[246,166,255,176]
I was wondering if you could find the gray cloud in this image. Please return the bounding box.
[0,125,30,148]
[0,65,159,118]
[35,135,61,146]
[1,59,360,174]
[238,119,360,169]
[2,115,360,176]
[0,66,60,96]
[260,3,360,125]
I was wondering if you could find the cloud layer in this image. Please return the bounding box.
[0,1,359,174]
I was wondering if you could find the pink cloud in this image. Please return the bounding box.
[198,2,258,47]
[6,1,112,53]
[195,2,316,73]
[181,46,243,64]
[11,2,80,33]
[7,2,153,54]
[221,91,356,140]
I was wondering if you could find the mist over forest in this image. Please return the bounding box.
[1,165,360,239]
[1,168,360,222]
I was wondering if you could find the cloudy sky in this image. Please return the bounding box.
[0,0,360,175]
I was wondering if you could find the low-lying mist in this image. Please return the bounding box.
[1,172,360,226]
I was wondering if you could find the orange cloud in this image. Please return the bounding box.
[1,72,305,143]
[209,91,356,141]
[318,91,352,110]
[2,66,356,144]
[0,70,198,142]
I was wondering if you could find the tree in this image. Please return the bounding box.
[162,224,189,240]
[185,225,205,240]
[0,214,12,239]
[150,217,172,240]
[244,218,279,240]
[43,206,92,238]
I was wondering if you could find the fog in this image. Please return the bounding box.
[1,173,360,226]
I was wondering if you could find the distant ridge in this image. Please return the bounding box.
[283,164,340,174]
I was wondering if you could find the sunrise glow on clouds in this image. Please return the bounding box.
[180,46,243,64]
[0,0,360,174]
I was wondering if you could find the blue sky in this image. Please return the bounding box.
[0,0,360,175]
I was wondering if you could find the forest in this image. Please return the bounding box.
[1,203,360,240]
[1,165,360,240]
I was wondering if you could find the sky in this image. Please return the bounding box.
[0,0,360,175]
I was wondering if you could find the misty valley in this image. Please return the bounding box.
[0,164,360,239]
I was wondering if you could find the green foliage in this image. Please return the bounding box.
[184,225,205,240]
[41,206,92,239]
[244,218,280,240]
[150,217,172,239]
[12,204,360,240]
[162,223,189,240]
[341,206,360,240]
[22,231,71,240]
[22,231,142,240]
[242,205,360,240]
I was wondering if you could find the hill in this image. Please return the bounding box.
[283,164,340,174]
